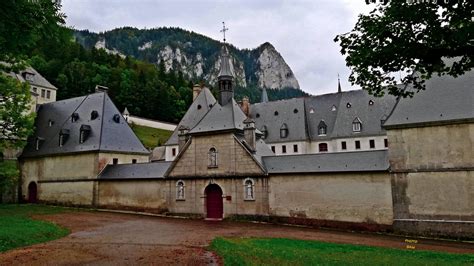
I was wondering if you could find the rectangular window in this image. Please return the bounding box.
[341,141,347,150]
[32,87,37,93]
[172,148,176,156]
[355,140,361,150]
[132,159,137,164]
[41,89,45,98]
[384,138,388,148]
[113,158,118,165]
[293,144,298,153]
[46,90,51,99]
[369,139,375,149]
[282,145,287,154]
[271,146,275,153]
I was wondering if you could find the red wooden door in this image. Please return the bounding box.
[28,182,37,203]
[205,184,223,219]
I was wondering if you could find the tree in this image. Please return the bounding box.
[0,75,35,149]
[0,0,65,66]
[334,1,473,97]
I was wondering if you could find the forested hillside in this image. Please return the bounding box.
[28,27,308,123]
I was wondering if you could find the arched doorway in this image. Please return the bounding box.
[28,182,37,203]
[205,184,223,219]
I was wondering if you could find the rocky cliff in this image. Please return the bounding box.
[74,27,300,90]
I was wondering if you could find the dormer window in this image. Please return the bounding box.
[318,121,327,136]
[352,117,362,132]
[208,147,218,168]
[369,100,374,105]
[261,125,268,139]
[274,111,279,116]
[346,103,352,108]
[280,123,288,138]
[59,129,70,147]
[91,110,99,120]
[35,137,44,151]
[48,120,54,127]
[113,114,121,123]
[293,109,298,114]
[331,105,337,111]
[71,113,79,122]
[79,125,91,143]
[309,108,315,114]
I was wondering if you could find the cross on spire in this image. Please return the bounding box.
[220,21,229,43]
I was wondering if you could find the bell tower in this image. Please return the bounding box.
[218,22,234,106]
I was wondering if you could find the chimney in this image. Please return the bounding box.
[95,85,109,94]
[243,118,256,152]
[192,84,202,101]
[178,126,190,151]
[241,96,250,117]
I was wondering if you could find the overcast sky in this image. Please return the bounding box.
[61,0,374,95]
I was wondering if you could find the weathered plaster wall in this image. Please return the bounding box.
[268,173,393,225]
[39,181,94,206]
[388,123,474,238]
[98,180,168,213]
[388,123,473,171]
[168,133,264,177]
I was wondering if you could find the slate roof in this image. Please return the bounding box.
[19,67,57,90]
[251,98,307,143]
[235,135,274,167]
[189,98,247,134]
[21,92,149,158]
[98,161,171,180]
[263,150,389,173]
[384,67,474,129]
[251,90,396,143]
[218,46,234,78]
[165,87,216,145]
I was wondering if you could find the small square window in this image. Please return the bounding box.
[132,159,137,164]
[293,144,298,153]
[341,141,347,150]
[282,145,287,154]
[319,143,328,152]
[113,158,118,164]
[369,139,375,149]
[271,146,275,153]
[172,148,176,156]
[32,87,37,93]
[384,138,388,148]
[355,140,361,150]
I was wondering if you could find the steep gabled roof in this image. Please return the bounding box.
[331,90,396,138]
[263,150,389,173]
[98,161,171,180]
[189,98,247,134]
[165,88,216,145]
[21,92,149,158]
[21,67,57,90]
[304,93,342,141]
[250,98,307,143]
[384,68,474,129]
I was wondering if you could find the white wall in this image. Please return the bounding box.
[165,145,179,161]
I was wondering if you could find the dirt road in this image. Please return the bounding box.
[1,211,472,265]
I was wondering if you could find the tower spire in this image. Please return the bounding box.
[261,88,269,103]
[337,74,342,93]
[217,23,234,106]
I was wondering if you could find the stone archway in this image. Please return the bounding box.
[28,181,38,203]
[205,184,223,220]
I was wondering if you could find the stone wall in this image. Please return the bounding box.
[268,172,393,227]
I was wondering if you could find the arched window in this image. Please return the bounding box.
[319,143,328,152]
[318,120,327,136]
[208,147,218,168]
[280,123,288,138]
[244,178,255,200]
[176,180,185,200]
[352,117,362,132]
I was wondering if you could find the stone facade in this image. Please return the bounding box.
[168,133,265,178]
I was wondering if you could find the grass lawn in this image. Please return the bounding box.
[209,237,474,266]
[0,204,70,252]
[130,124,173,149]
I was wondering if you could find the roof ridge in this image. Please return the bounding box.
[98,92,106,151]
